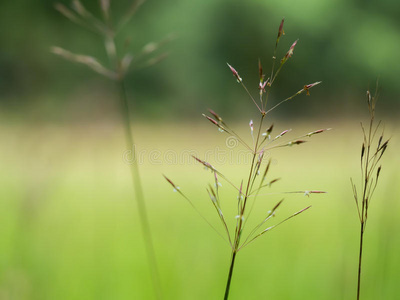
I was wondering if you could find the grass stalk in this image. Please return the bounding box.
[118,80,162,300]
[223,114,264,298]
[52,2,168,298]
[165,19,326,299]
[357,221,365,300]
[224,251,238,300]
[351,86,388,300]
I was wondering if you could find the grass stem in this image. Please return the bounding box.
[166,20,324,298]
[351,87,388,300]
[357,222,365,300]
[118,80,163,300]
[223,114,265,299]
[224,251,237,300]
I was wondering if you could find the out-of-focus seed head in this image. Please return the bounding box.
[266,124,274,135]
[361,143,365,159]
[100,0,110,17]
[275,18,285,48]
[192,155,215,172]
[55,3,79,22]
[304,190,326,197]
[202,114,219,126]
[72,0,86,16]
[208,109,222,122]
[259,79,269,95]
[366,90,372,106]
[288,140,307,146]
[306,128,331,137]
[278,18,285,39]
[163,174,180,192]
[258,59,264,82]
[303,81,322,96]
[262,124,274,138]
[377,166,382,179]
[227,63,242,83]
[275,129,290,139]
[377,135,383,149]
[281,39,298,63]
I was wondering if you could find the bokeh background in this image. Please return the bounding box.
[1,0,399,299]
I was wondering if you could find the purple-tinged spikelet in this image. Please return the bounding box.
[227,63,242,83]
[303,81,322,95]
[281,39,298,63]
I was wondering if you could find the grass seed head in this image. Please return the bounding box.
[54,3,79,23]
[278,18,285,39]
[208,109,222,122]
[265,124,274,135]
[100,0,110,18]
[203,114,219,126]
[281,39,298,63]
[275,129,290,139]
[288,140,307,146]
[227,63,242,83]
[303,81,322,96]
[72,0,87,17]
[306,128,331,137]
[163,174,179,191]
[258,59,264,82]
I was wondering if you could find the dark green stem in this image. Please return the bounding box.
[118,80,162,300]
[224,251,237,300]
[357,222,365,300]
[356,116,373,300]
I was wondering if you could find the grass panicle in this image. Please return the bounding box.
[52,1,171,298]
[164,19,327,299]
[351,85,389,300]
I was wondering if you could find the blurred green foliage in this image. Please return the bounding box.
[1,2,399,299]
[1,0,399,120]
[0,122,399,299]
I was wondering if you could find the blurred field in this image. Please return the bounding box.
[0,118,399,300]
[1,0,399,299]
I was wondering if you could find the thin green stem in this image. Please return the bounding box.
[57,4,163,297]
[224,251,237,300]
[118,80,163,300]
[265,90,303,115]
[223,114,265,299]
[357,222,365,300]
[356,106,373,300]
[240,82,262,113]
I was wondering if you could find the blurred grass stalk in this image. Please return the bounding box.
[51,1,170,298]
[351,87,389,300]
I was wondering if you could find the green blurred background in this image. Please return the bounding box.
[1,0,399,299]
[1,0,400,119]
